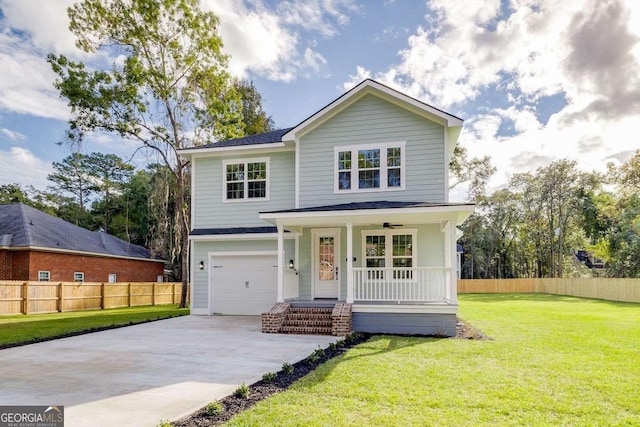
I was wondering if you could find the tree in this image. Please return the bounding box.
[47,152,97,211]
[87,153,134,233]
[449,145,496,201]
[49,0,245,307]
[234,79,275,135]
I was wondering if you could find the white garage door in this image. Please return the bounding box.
[210,254,278,315]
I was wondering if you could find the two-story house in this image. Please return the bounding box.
[179,79,474,336]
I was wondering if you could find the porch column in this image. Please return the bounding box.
[449,221,458,304]
[346,222,354,303]
[277,225,284,303]
[442,221,452,303]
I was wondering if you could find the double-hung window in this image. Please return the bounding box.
[362,229,416,279]
[38,271,50,282]
[223,158,269,201]
[335,142,405,192]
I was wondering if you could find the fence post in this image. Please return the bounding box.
[152,282,156,306]
[101,283,105,310]
[172,283,176,304]
[128,283,132,307]
[58,283,64,312]
[22,282,29,315]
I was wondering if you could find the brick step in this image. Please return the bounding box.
[280,325,333,335]
[288,308,333,314]
[283,319,332,327]
[285,312,332,321]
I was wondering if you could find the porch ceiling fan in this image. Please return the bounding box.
[383,222,403,229]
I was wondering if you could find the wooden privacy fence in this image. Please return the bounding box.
[458,278,640,303]
[0,282,189,315]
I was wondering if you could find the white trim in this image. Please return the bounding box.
[189,238,195,311]
[294,136,300,209]
[311,228,341,299]
[352,303,458,314]
[4,246,165,263]
[260,204,475,226]
[443,130,449,202]
[191,156,196,232]
[222,157,270,202]
[277,225,284,303]
[179,142,292,157]
[334,141,406,193]
[189,233,296,241]
[346,223,354,303]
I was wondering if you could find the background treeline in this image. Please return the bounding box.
[460,151,640,279]
[1,157,181,278]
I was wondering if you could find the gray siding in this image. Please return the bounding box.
[192,151,294,229]
[191,239,294,310]
[352,313,457,336]
[299,94,446,208]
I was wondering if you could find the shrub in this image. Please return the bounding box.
[262,372,277,383]
[157,420,171,427]
[306,346,325,365]
[282,362,294,375]
[328,342,338,351]
[233,383,249,399]
[206,401,222,416]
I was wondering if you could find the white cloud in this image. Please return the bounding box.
[0,128,26,142]
[0,147,53,190]
[344,0,640,196]
[206,0,354,81]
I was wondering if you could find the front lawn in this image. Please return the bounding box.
[0,305,189,348]
[225,294,640,426]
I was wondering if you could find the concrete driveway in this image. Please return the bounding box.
[0,315,337,426]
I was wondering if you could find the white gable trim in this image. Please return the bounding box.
[282,79,463,142]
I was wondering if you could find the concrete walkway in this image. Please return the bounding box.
[0,315,337,426]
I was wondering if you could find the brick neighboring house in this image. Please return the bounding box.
[0,203,165,282]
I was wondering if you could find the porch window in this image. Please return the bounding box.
[223,158,269,201]
[335,142,405,193]
[362,230,416,279]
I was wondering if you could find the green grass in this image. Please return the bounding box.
[226,294,640,426]
[0,305,189,347]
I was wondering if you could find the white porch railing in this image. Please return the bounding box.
[353,267,450,302]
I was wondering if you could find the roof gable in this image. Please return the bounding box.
[0,203,160,261]
[281,79,463,142]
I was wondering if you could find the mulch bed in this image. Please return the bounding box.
[173,319,489,427]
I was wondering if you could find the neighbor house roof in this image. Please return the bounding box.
[0,203,162,262]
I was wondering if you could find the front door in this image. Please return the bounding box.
[312,229,341,298]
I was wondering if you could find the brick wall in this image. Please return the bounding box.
[3,250,164,282]
[331,303,352,336]
[0,250,10,280]
[262,302,290,333]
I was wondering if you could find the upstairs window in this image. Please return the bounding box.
[38,271,50,282]
[335,142,405,192]
[74,272,84,282]
[223,158,269,201]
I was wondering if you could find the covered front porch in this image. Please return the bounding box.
[260,202,474,311]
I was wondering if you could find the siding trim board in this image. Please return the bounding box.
[352,312,457,336]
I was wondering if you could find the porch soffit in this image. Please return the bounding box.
[259,202,474,228]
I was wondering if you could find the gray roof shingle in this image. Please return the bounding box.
[0,203,160,261]
[193,127,294,150]
[260,201,474,214]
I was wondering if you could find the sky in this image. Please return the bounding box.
[0,0,639,201]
